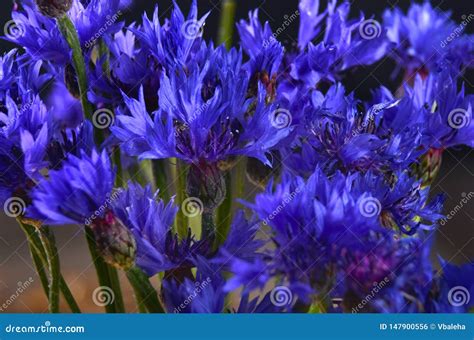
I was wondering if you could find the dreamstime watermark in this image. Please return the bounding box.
[270,286,293,307]
[181,20,204,40]
[181,197,204,218]
[92,108,115,129]
[358,196,382,218]
[0,277,34,312]
[262,187,301,226]
[84,11,123,48]
[269,108,292,129]
[447,286,470,307]
[447,108,471,129]
[359,19,382,40]
[440,14,474,48]
[3,20,25,40]
[351,101,400,138]
[262,10,300,48]
[5,321,85,334]
[352,277,390,313]
[92,286,115,307]
[3,197,26,218]
[189,102,210,124]
[84,189,123,226]
[439,192,474,226]
[173,277,212,313]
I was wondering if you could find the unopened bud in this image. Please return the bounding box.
[412,148,443,187]
[186,163,226,212]
[35,0,72,18]
[90,211,136,270]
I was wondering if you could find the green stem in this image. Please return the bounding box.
[56,15,102,144]
[130,283,148,313]
[152,159,170,201]
[85,227,117,313]
[113,148,123,187]
[172,159,188,239]
[107,265,125,312]
[59,277,81,313]
[17,221,81,312]
[28,241,50,297]
[216,171,232,246]
[202,211,216,244]
[234,158,246,199]
[126,267,164,313]
[217,0,237,48]
[56,15,93,120]
[37,227,60,313]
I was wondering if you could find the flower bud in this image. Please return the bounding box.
[186,162,226,212]
[35,0,73,18]
[90,211,136,270]
[412,148,443,187]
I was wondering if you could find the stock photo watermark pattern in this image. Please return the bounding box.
[0,0,472,329]
[0,277,34,312]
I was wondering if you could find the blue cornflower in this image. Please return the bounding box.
[46,81,84,129]
[237,9,284,80]
[162,257,225,313]
[383,2,474,74]
[217,211,264,265]
[282,83,420,176]
[89,27,160,106]
[339,236,435,313]
[5,0,125,64]
[0,51,51,103]
[112,50,291,166]
[297,0,326,50]
[112,182,205,277]
[431,259,474,312]
[406,72,474,149]
[1,94,51,182]
[28,149,115,225]
[132,1,209,69]
[0,135,28,204]
[351,170,444,235]
[0,50,17,100]
[226,169,388,302]
[292,0,389,85]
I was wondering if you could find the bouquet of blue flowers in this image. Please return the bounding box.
[1,0,473,313]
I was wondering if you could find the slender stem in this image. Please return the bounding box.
[202,211,216,245]
[152,159,169,201]
[130,283,148,313]
[216,171,232,246]
[17,220,81,313]
[98,39,111,77]
[17,220,49,296]
[172,159,188,239]
[217,0,237,48]
[28,240,50,297]
[59,277,81,313]
[107,265,125,313]
[126,267,164,313]
[234,158,246,200]
[85,227,116,313]
[56,15,103,144]
[56,15,93,120]
[37,227,60,313]
[113,147,123,187]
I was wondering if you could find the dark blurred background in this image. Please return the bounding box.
[0,0,472,312]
